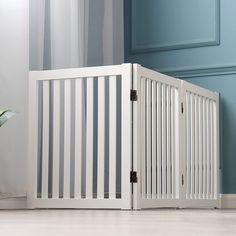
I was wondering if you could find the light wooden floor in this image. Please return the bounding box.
[0,209,235,236]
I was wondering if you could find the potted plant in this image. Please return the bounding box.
[0,109,15,127]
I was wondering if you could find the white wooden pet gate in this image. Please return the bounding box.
[28,64,219,209]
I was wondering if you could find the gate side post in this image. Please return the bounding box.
[27,72,38,209]
[132,64,141,210]
[121,63,133,210]
[179,80,187,208]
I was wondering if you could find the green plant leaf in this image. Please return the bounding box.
[0,109,15,127]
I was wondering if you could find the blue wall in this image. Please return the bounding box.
[124,0,236,194]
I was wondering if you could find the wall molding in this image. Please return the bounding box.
[157,64,236,78]
[131,0,220,53]
[0,197,27,210]
[0,195,235,209]
[220,194,236,209]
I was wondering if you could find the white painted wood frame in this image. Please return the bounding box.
[28,64,219,210]
[28,64,132,209]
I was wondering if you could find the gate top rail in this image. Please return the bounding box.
[182,80,219,101]
[133,64,181,88]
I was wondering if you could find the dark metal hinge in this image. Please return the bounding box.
[130,90,138,101]
[182,174,184,186]
[130,171,138,183]
[181,102,184,113]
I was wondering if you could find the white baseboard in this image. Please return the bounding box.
[0,197,27,209]
[0,195,235,210]
[220,194,236,209]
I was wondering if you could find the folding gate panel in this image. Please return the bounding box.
[28,64,132,209]
[132,65,182,209]
[182,81,219,208]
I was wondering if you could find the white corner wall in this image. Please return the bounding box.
[0,1,28,195]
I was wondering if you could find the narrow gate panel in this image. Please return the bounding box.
[132,65,182,209]
[182,81,219,208]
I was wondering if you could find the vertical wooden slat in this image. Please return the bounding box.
[63,80,71,199]
[210,100,214,199]
[202,97,207,199]
[198,96,203,199]
[74,79,83,199]
[208,99,212,199]
[195,95,199,198]
[171,87,176,199]
[151,81,157,199]
[146,79,152,199]
[141,78,146,199]
[42,81,50,199]
[161,84,167,199]
[206,99,210,199]
[97,77,105,199]
[109,76,117,199]
[86,77,94,199]
[166,85,171,198]
[52,80,60,198]
[174,88,180,199]
[213,101,218,199]
[186,92,191,199]
[157,83,162,199]
[190,93,195,199]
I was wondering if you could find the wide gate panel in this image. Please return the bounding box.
[28,64,132,209]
